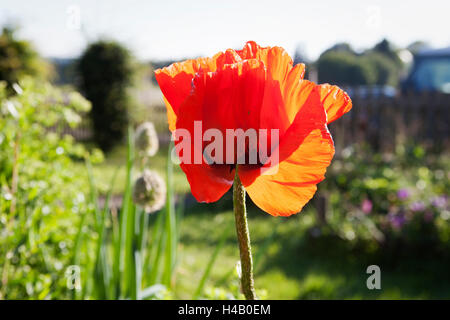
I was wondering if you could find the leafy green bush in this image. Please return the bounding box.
[77,41,135,151]
[363,53,398,86]
[319,143,450,256]
[0,27,53,88]
[317,51,376,86]
[0,78,96,299]
[0,83,220,299]
[317,39,404,87]
[0,78,184,299]
[372,39,403,69]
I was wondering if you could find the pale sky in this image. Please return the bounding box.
[1,0,449,62]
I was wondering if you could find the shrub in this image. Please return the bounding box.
[317,51,376,86]
[319,144,450,257]
[317,40,404,87]
[363,53,398,86]
[0,80,182,298]
[372,39,403,68]
[0,78,97,299]
[0,27,53,88]
[77,41,135,151]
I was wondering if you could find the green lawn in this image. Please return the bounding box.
[175,202,450,299]
[74,143,450,299]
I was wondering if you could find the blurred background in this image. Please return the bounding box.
[0,0,449,299]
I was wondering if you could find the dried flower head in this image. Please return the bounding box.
[132,169,166,213]
[135,122,159,157]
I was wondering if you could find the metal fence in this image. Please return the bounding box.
[59,93,450,153]
[329,93,450,152]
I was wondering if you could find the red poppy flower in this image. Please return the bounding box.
[155,41,351,216]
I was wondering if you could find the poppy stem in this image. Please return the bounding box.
[233,167,256,300]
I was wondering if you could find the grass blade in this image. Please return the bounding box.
[120,126,136,299]
[193,222,232,300]
[162,143,176,287]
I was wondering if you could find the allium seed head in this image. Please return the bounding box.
[135,122,159,157]
[132,169,166,213]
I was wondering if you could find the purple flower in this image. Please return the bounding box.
[410,201,426,212]
[397,188,410,200]
[388,212,406,229]
[431,195,447,209]
[361,199,372,214]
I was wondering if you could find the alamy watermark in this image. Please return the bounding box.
[66,5,81,30]
[171,121,280,173]
[365,5,382,31]
[65,265,81,291]
[366,265,381,290]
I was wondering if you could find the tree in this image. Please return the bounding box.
[364,53,398,86]
[0,26,52,88]
[317,51,375,86]
[317,40,405,87]
[77,40,135,151]
[321,42,356,56]
[373,39,403,68]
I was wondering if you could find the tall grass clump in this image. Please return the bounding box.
[72,127,181,299]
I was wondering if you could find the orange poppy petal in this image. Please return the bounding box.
[200,59,266,134]
[239,85,333,216]
[161,96,177,132]
[155,50,242,131]
[283,76,316,124]
[257,76,324,172]
[174,58,266,148]
[240,41,308,136]
[155,58,213,129]
[238,41,301,93]
[258,73,290,139]
[239,127,334,216]
[317,84,352,124]
[180,162,235,203]
[174,86,235,202]
[173,59,265,202]
[262,45,293,87]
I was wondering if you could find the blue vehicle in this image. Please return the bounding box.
[402,47,450,93]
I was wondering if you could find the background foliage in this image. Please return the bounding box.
[0,78,95,299]
[0,28,449,300]
[317,39,403,87]
[0,27,53,89]
[77,40,135,151]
